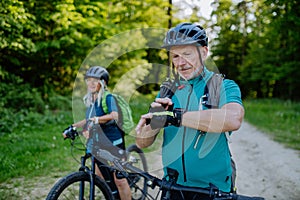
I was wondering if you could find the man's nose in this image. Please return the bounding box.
[178,56,187,65]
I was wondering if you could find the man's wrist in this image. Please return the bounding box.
[171,108,186,127]
[147,108,186,129]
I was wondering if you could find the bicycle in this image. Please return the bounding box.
[46,123,265,200]
[46,122,148,200]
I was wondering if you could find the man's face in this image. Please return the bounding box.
[170,45,208,80]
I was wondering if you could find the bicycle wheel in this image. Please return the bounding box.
[46,171,114,200]
[126,144,148,200]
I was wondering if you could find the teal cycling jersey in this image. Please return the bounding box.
[161,68,243,192]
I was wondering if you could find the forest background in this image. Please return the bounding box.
[0,0,299,194]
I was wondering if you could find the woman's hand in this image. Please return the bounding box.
[82,130,90,139]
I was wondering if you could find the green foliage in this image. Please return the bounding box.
[0,0,39,53]
[210,0,300,100]
[0,73,44,133]
[244,99,300,150]
[1,0,171,97]
[0,71,71,134]
[2,0,300,100]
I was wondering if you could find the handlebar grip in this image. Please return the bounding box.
[63,125,78,140]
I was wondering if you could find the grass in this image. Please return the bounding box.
[0,110,80,183]
[243,98,300,150]
[0,96,299,197]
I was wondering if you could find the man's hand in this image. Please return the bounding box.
[159,79,176,99]
[135,97,173,134]
[145,97,186,129]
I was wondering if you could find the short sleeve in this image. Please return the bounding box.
[106,94,118,113]
[219,79,243,108]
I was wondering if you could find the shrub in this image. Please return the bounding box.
[0,79,72,135]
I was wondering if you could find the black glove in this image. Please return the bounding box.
[145,103,173,125]
[147,108,186,129]
[63,125,78,140]
[159,78,177,99]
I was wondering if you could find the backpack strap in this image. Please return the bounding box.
[202,73,237,193]
[203,73,232,143]
[203,73,224,109]
[101,91,110,114]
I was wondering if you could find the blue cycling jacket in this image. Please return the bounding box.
[161,68,243,192]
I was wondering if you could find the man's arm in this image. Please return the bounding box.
[182,102,244,133]
[135,100,244,148]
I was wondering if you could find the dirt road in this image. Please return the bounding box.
[1,122,299,199]
[230,122,300,200]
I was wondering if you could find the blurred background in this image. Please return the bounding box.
[0,0,299,198]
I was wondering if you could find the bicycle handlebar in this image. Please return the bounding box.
[63,119,96,140]
[63,125,78,140]
[97,149,264,200]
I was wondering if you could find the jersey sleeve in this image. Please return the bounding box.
[219,79,243,108]
[106,94,118,113]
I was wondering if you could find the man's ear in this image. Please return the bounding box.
[201,46,209,59]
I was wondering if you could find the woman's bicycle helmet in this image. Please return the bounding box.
[162,22,208,49]
[85,66,109,84]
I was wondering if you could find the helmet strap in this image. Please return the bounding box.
[169,54,180,86]
[196,46,206,78]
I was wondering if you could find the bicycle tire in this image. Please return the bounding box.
[46,171,114,200]
[126,144,148,200]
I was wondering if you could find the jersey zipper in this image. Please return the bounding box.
[182,84,193,182]
[193,131,206,149]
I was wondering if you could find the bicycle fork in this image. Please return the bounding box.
[79,154,96,200]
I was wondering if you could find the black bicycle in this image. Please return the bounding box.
[46,124,265,200]
[46,123,148,200]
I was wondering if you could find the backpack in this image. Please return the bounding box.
[101,91,134,135]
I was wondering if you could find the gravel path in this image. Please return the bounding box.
[1,122,299,200]
[230,122,300,200]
